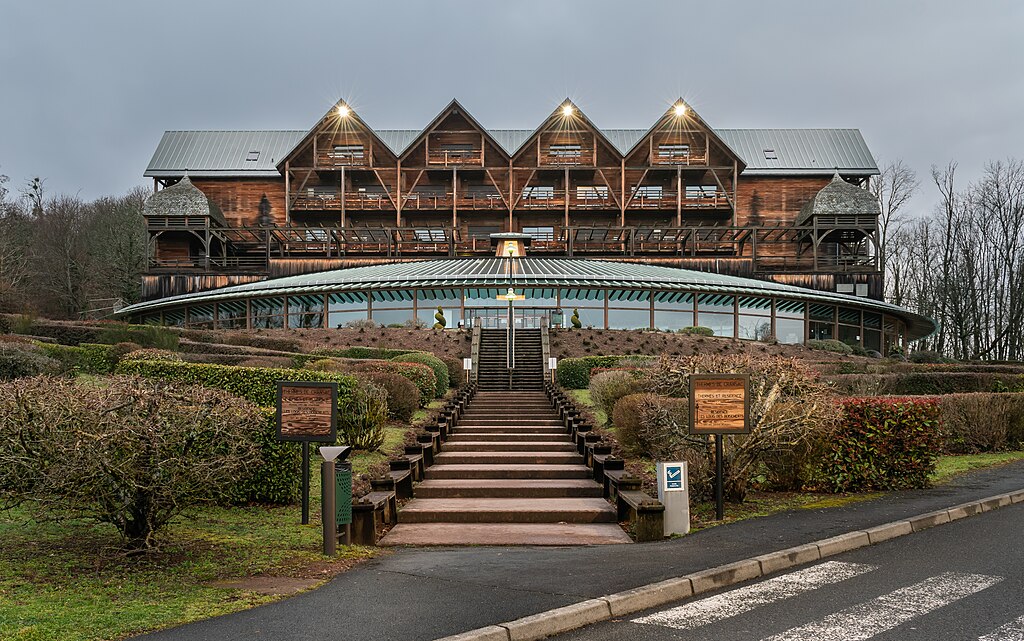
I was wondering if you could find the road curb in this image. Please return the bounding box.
[432,488,1023,641]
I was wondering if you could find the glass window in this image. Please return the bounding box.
[217,300,248,329]
[417,289,461,302]
[738,316,772,341]
[697,294,735,314]
[608,308,650,330]
[608,290,651,309]
[864,311,882,330]
[560,289,605,307]
[699,312,734,338]
[418,305,461,329]
[838,324,860,345]
[288,294,324,329]
[164,309,185,328]
[776,317,805,344]
[738,296,771,315]
[571,307,605,329]
[776,299,806,319]
[809,322,833,340]
[141,313,162,326]
[655,310,695,331]
[809,304,835,322]
[187,305,214,329]
[330,311,369,328]
[251,298,284,329]
[519,288,558,308]
[864,329,882,352]
[372,307,414,327]
[372,290,414,304]
[838,307,861,326]
[465,288,508,308]
[653,291,694,312]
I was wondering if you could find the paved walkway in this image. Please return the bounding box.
[136,460,1024,641]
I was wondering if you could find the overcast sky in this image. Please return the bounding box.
[1,1,1021,215]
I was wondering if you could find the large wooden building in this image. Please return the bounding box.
[141,99,882,302]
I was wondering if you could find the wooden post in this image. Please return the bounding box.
[340,166,346,228]
[564,168,570,228]
[676,166,683,226]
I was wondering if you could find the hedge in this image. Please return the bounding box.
[35,342,134,374]
[827,372,1024,396]
[557,356,629,389]
[936,392,1024,454]
[808,339,854,355]
[313,346,421,360]
[350,360,436,406]
[116,359,359,407]
[226,408,302,505]
[818,397,941,492]
[392,352,449,396]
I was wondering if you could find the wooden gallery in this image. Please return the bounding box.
[119,98,935,352]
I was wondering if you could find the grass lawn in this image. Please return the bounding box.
[569,389,608,426]
[0,457,386,641]
[931,451,1024,484]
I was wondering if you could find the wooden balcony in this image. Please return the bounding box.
[521,190,566,209]
[427,149,483,167]
[539,147,594,166]
[315,149,370,168]
[651,150,708,166]
[291,192,393,210]
[627,190,732,210]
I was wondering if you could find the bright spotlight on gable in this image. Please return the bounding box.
[562,104,574,117]
[674,103,688,117]
[337,104,351,118]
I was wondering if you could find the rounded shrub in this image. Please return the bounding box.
[338,380,389,451]
[121,348,183,363]
[351,360,436,406]
[441,356,462,388]
[392,352,448,397]
[0,344,61,380]
[364,372,420,422]
[589,369,644,423]
[678,326,714,336]
[807,339,854,355]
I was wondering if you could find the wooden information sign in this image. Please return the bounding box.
[688,374,750,435]
[276,382,338,443]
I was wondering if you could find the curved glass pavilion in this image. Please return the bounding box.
[118,257,935,354]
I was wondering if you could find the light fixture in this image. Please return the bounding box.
[562,104,574,117]
[337,104,350,118]
[505,287,517,301]
[319,446,352,462]
[674,102,688,117]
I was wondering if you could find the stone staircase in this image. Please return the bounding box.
[378,391,631,546]
[476,328,544,391]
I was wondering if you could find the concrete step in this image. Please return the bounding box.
[447,433,567,442]
[434,452,584,465]
[457,419,562,426]
[396,498,617,524]
[454,427,565,435]
[414,479,603,498]
[425,464,592,479]
[379,522,631,546]
[442,441,576,452]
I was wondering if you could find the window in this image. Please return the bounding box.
[685,185,719,199]
[522,226,554,241]
[658,143,690,159]
[549,144,582,159]
[576,186,608,201]
[333,144,364,159]
[522,186,555,200]
[245,151,260,162]
[633,185,663,200]
[763,148,778,160]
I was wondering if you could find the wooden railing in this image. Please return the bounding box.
[315,150,370,167]
[628,190,732,209]
[540,148,593,166]
[427,149,483,166]
[291,192,393,210]
[521,190,566,208]
[651,150,708,166]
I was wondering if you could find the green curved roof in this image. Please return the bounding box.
[119,257,935,340]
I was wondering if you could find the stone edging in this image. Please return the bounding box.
[433,488,1024,641]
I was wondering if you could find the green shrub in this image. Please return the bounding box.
[10,314,35,335]
[0,376,276,547]
[392,352,448,397]
[36,342,135,374]
[227,407,302,505]
[351,360,436,406]
[678,326,714,336]
[818,397,941,492]
[937,393,1024,453]
[121,348,183,362]
[589,370,645,423]
[12,319,100,345]
[909,349,951,364]
[557,356,628,389]
[311,346,420,360]
[222,334,303,353]
[433,306,447,329]
[338,380,389,450]
[364,372,420,421]
[0,344,61,380]
[807,339,854,355]
[441,356,462,388]
[116,359,358,407]
[827,372,1024,396]
[95,324,179,350]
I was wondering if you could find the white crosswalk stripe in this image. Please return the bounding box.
[631,561,876,630]
[763,572,1002,641]
[981,616,1024,641]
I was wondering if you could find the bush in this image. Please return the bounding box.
[589,370,645,423]
[364,372,420,421]
[678,326,714,336]
[311,346,420,360]
[807,339,854,355]
[441,356,462,388]
[0,376,272,547]
[909,349,951,364]
[818,397,941,492]
[392,352,448,397]
[826,372,1024,396]
[557,356,627,389]
[351,360,436,406]
[937,393,1024,453]
[95,324,179,350]
[116,359,358,407]
[121,348,184,362]
[35,341,133,374]
[338,380,389,450]
[0,344,61,380]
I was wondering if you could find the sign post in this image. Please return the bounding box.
[548,357,557,383]
[277,381,338,525]
[463,357,473,383]
[688,374,750,521]
[656,461,689,536]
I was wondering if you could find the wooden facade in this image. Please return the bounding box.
[144,99,881,301]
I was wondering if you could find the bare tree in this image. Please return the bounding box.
[871,159,919,299]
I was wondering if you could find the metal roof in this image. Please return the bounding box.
[145,129,877,178]
[145,131,303,178]
[118,257,933,339]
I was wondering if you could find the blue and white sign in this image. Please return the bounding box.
[665,464,684,490]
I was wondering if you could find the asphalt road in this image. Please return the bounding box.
[556,501,1024,641]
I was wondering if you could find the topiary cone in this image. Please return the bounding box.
[433,306,446,329]
[570,308,582,329]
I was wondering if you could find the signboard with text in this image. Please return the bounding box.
[276,381,338,442]
[688,374,750,435]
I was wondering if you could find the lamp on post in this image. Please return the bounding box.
[319,445,353,556]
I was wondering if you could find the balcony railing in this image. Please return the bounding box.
[627,190,732,209]
[291,192,393,210]
[540,147,593,166]
[651,150,708,166]
[315,149,369,167]
[427,149,483,167]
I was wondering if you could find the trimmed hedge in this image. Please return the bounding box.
[819,397,941,492]
[0,344,61,380]
[227,408,302,504]
[937,393,1024,454]
[678,326,714,336]
[350,360,436,406]
[116,359,358,407]
[557,356,629,389]
[392,352,449,396]
[808,339,854,355]
[827,372,1024,396]
[35,341,136,374]
[313,346,421,360]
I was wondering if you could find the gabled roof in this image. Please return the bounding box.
[145,131,303,178]
[620,100,746,171]
[398,99,510,161]
[509,99,624,163]
[275,100,398,171]
[717,129,877,175]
